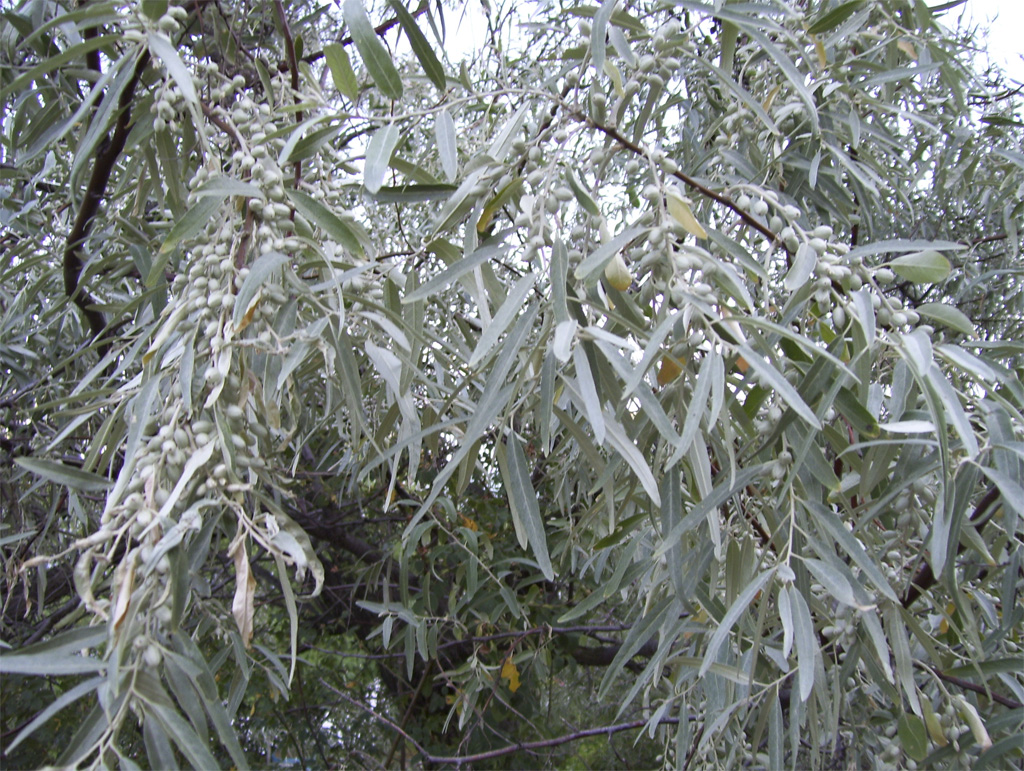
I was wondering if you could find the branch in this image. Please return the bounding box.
[334,685,682,770]
[570,110,784,248]
[422,717,680,766]
[929,665,1022,710]
[901,485,1000,609]
[306,1,429,63]
[63,49,150,353]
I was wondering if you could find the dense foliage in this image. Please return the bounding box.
[2,0,1023,767]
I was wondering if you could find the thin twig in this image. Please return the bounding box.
[383,660,433,768]
[430,717,680,767]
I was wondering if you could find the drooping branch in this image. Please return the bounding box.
[63,49,150,353]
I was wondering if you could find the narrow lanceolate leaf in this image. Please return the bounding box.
[402,240,508,303]
[787,585,817,703]
[288,189,365,256]
[232,251,290,329]
[803,557,873,610]
[15,457,111,492]
[807,502,898,602]
[158,194,223,255]
[598,596,677,700]
[574,226,647,284]
[889,249,951,283]
[573,345,606,446]
[736,344,820,429]
[436,108,458,182]
[506,436,554,580]
[0,651,106,675]
[784,242,817,291]
[926,364,980,457]
[228,533,257,649]
[916,302,975,336]
[6,676,104,754]
[469,272,536,368]
[779,584,794,660]
[807,0,866,35]
[147,32,197,105]
[666,189,708,239]
[603,412,662,507]
[886,605,921,716]
[364,123,401,194]
[344,0,403,100]
[388,0,446,90]
[323,43,359,102]
[590,0,616,72]
[700,570,774,677]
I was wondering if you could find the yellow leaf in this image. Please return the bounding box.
[897,39,918,60]
[501,657,521,692]
[657,354,684,386]
[814,37,827,69]
[923,701,948,747]
[603,59,625,97]
[603,253,632,291]
[939,601,955,634]
[234,299,260,334]
[666,189,708,240]
[228,527,257,649]
[112,556,137,630]
[956,696,993,751]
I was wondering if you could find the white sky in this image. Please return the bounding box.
[961,0,1024,82]
[440,2,1023,84]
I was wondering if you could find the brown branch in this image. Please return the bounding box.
[930,665,1022,710]
[424,717,680,767]
[901,485,1000,609]
[968,232,1008,247]
[63,49,150,353]
[682,721,706,771]
[572,110,785,248]
[306,2,429,63]
[200,101,244,147]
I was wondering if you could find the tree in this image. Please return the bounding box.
[2,0,1022,767]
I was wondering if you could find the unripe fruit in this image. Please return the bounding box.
[143,644,163,668]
